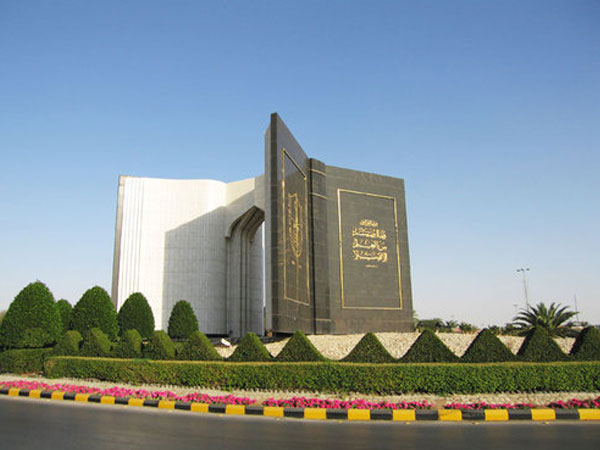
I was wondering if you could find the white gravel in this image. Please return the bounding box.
[216,332,575,359]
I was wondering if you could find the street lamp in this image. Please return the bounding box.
[516,268,530,309]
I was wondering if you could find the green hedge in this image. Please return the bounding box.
[0,348,53,374]
[43,357,600,395]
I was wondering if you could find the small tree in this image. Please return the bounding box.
[167,300,198,339]
[71,286,118,340]
[512,302,577,337]
[117,292,155,339]
[0,281,62,348]
[55,299,73,333]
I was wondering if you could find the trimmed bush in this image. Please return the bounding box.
[80,328,112,357]
[113,329,143,359]
[401,329,459,363]
[167,301,198,339]
[342,332,396,363]
[71,286,118,340]
[0,348,53,374]
[55,299,73,333]
[275,331,326,362]
[43,357,600,395]
[52,330,83,356]
[570,326,600,361]
[517,327,567,362]
[461,329,516,363]
[178,331,222,361]
[228,332,272,362]
[117,292,155,339]
[144,331,176,360]
[0,281,62,349]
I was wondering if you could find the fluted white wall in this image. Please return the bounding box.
[113,175,264,335]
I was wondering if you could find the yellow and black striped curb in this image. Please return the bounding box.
[2,388,600,421]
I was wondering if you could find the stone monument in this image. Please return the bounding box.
[112,113,413,337]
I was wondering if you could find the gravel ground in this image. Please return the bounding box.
[0,333,588,409]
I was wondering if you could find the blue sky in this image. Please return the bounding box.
[1,0,598,327]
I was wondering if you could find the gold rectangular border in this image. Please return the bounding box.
[337,188,403,310]
[282,147,310,305]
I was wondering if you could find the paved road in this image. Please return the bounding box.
[1,396,599,450]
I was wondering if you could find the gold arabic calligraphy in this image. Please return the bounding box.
[287,192,303,261]
[352,219,388,264]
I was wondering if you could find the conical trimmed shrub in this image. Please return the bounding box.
[113,329,143,359]
[178,330,222,361]
[401,329,459,363]
[342,332,396,363]
[144,330,176,360]
[570,326,600,361]
[517,327,566,361]
[71,286,118,340]
[55,299,73,333]
[80,328,112,357]
[228,332,272,362]
[117,292,155,339]
[0,281,62,348]
[461,329,516,363]
[167,300,199,339]
[275,331,326,362]
[52,330,82,356]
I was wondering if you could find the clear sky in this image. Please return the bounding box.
[1,0,598,327]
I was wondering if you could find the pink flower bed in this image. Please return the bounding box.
[445,397,600,410]
[0,380,254,405]
[3,380,599,410]
[445,402,535,410]
[262,396,432,409]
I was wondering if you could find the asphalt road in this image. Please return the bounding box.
[1,396,599,450]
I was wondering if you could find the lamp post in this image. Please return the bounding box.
[516,268,530,310]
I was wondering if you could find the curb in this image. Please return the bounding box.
[2,388,600,422]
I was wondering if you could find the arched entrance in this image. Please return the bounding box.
[226,206,265,338]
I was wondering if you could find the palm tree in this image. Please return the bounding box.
[512,302,577,337]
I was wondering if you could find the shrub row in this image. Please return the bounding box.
[0,348,53,374]
[1,281,201,350]
[39,326,600,364]
[43,357,600,395]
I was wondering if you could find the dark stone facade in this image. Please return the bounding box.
[266,113,413,334]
